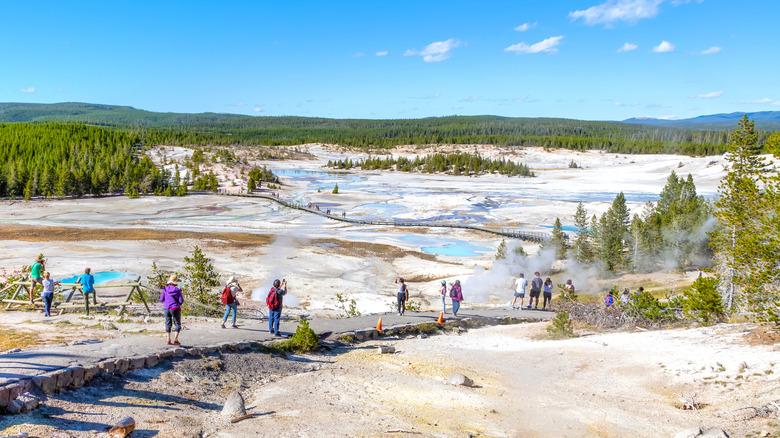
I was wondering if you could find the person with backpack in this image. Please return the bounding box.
[449,279,463,317]
[440,280,447,314]
[528,272,543,309]
[221,276,243,329]
[604,290,615,310]
[267,279,287,336]
[160,274,184,345]
[394,278,407,316]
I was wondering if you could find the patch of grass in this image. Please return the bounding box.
[0,328,41,350]
[338,334,356,343]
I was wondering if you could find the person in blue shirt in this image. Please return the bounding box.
[76,267,95,296]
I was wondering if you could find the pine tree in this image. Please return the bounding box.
[182,245,221,312]
[572,202,593,263]
[550,217,568,259]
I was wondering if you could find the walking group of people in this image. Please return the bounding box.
[511,272,574,311]
[26,256,96,318]
[394,277,464,317]
[604,286,644,310]
[158,274,289,345]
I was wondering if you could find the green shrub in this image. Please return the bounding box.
[547,311,576,339]
[335,293,361,317]
[681,277,724,324]
[273,318,319,353]
[628,291,675,322]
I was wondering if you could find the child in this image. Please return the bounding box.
[604,290,615,310]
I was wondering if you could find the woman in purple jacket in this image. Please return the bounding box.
[450,280,464,317]
[160,274,184,345]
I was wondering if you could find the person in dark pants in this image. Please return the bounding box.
[528,271,543,309]
[160,274,184,345]
[394,278,407,316]
[41,271,60,317]
[267,279,287,336]
[542,277,553,310]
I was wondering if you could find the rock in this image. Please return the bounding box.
[145,355,159,368]
[69,367,85,388]
[129,357,146,370]
[674,428,730,438]
[447,372,474,387]
[108,416,136,437]
[221,391,247,418]
[101,321,118,330]
[419,333,429,339]
[378,346,396,354]
[700,429,730,438]
[5,393,40,414]
[143,316,152,324]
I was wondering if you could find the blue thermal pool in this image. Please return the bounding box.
[57,271,136,285]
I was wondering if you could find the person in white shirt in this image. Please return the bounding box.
[511,273,527,310]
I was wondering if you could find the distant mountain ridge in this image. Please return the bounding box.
[623,111,780,129]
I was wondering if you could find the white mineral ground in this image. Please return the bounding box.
[1,146,779,437]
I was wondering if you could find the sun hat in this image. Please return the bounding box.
[168,274,180,284]
[36,256,44,262]
[441,280,447,285]
[227,276,237,285]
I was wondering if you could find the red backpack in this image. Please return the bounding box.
[221,286,234,305]
[266,288,280,310]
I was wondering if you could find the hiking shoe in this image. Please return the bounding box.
[232,324,239,329]
[221,325,226,329]
[167,341,174,345]
[275,333,283,337]
[534,306,538,309]
[173,341,181,345]
[526,305,531,309]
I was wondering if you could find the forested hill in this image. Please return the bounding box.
[1,102,774,155]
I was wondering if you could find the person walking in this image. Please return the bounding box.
[221,276,243,329]
[620,288,630,306]
[529,272,543,309]
[41,271,60,317]
[29,256,45,304]
[160,274,184,345]
[450,280,463,317]
[76,267,95,301]
[267,279,287,336]
[511,273,527,309]
[542,277,553,310]
[440,280,448,314]
[394,278,407,316]
[605,290,615,311]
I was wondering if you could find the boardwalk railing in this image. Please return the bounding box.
[212,190,555,243]
[1,277,149,315]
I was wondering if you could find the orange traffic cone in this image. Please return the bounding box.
[436,311,444,324]
[376,317,383,332]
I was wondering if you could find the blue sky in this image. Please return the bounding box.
[1,0,778,120]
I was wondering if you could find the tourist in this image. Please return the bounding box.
[41,272,60,317]
[605,290,615,310]
[440,280,447,313]
[528,271,543,309]
[394,278,407,316]
[29,256,45,304]
[267,279,287,336]
[542,277,553,310]
[450,280,463,317]
[160,274,184,345]
[221,276,243,329]
[620,288,630,306]
[511,273,527,309]
[76,267,95,300]
[564,279,575,298]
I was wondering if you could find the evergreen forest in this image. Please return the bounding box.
[327,153,534,177]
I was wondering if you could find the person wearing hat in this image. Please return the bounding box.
[76,267,95,299]
[159,274,184,345]
[440,280,448,314]
[29,256,45,304]
[267,279,287,336]
[221,276,243,329]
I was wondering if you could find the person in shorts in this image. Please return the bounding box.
[511,273,527,309]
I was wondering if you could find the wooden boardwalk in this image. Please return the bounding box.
[220,191,553,242]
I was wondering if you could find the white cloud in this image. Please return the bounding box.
[658,115,680,120]
[700,46,721,55]
[652,40,675,52]
[739,97,780,106]
[375,51,388,56]
[253,107,264,113]
[352,52,365,57]
[20,87,35,93]
[692,91,724,99]
[512,96,529,103]
[505,35,564,54]
[514,22,537,32]
[461,96,479,102]
[569,0,663,26]
[617,42,638,52]
[404,39,462,62]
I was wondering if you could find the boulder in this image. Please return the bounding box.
[108,416,136,437]
[447,372,474,387]
[221,391,247,418]
[5,392,40,414]
[32,375,57,394]
[378,346,396,354]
